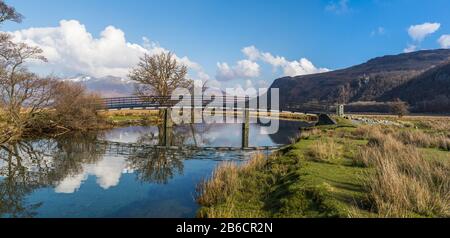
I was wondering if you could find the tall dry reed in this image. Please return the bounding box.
[357,134,450,217]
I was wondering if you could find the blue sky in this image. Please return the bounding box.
[2,0,450,88]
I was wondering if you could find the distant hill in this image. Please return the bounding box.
[64,75,135,97]
[269,49,450,113]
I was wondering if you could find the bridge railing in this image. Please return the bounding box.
[97,96,337,114]
[98,96,251,110]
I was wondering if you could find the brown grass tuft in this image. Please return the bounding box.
[357,134,450,217]
[308,139,343,163]
[394,130,450,151]
[196,153,267,207]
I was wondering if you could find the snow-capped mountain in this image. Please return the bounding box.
[64,75,135,97]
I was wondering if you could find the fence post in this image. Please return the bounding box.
[242,96,250,148]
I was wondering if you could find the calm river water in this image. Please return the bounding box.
[0,120,311,218]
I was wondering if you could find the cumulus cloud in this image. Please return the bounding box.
[8,19,209,80]
[216,59,260,81]
[438,35,450,49]
[55,156,129,193]
[408,22,440,42]
[242,45,329,77]
[403,22,440,53]
[325,0,351,14]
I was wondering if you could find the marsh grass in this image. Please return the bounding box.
[356,132,450,217]
[394,130,450,151]
[308,139,343,163]
[350,125,450,151]
[196,153,267,209]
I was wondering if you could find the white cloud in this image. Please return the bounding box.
[325,0,351,14]
[55,156,129,193]
[242,45,329,77]
[408,22,440,42]
[403,44,417,53]
[235,60,260,78]
[8,19,209,81]
[216,59,260,81]
[241,45,260,61]
[438,35,450,49]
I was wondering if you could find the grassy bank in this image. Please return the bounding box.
[1,109,314,143]
[197,117,450,218]
[100,109,161,126]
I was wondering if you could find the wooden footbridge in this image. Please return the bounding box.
[97,96,339,149]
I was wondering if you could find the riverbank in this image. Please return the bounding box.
[1,109,314,143]
[100,109,317,126]
[196,116,450,218]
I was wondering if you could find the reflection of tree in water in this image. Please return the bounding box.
[0,124,222,217]
[0,133,105,218]
[0,141,59,217]
[128,124,207,184]
[127,148,188,184]
[49,132,105,181]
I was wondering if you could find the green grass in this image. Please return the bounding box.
[197,127,375,218]
[420,148,450,162]
[197,116,450,218]
[104,113,160,125]
[270,135,372,217]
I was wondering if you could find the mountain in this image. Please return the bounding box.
[65,75,135,97]
[379,61,450,113]
[269,49,450,112]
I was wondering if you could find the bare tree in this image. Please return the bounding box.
[337,84,350,104]
[50,81,104,131]
[390,98,409,118]
[0,0,23,24]
[129,52,192,100]
[0,33,53,136]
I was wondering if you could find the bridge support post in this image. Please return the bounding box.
[242,108,250,148]
[162,108,173,146]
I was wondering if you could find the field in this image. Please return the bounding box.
[196,116,450,218]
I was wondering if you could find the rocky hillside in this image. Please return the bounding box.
[270,49,450,112]
[379,61,450,113]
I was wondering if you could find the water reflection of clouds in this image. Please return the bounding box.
[55,156,130,194]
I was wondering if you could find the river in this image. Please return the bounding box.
[0,120,311,218]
